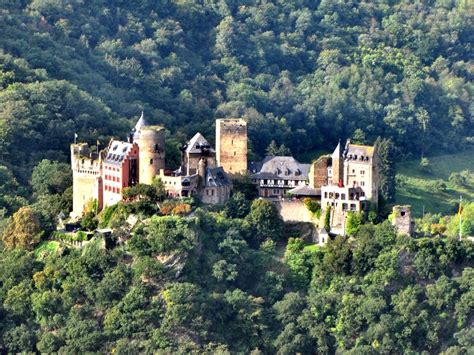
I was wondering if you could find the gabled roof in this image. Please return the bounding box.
[185,133,214,154]
[205,167,230,187]
[251,156,310,181]
[104,140,134,165]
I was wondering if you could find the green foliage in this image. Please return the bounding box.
[2,207,42,250]
[246,199,283,244]
[31,159,71,197]
[395,150,474,216]
[345,211,363,236]
[303,198,320,216]
[80,211,98,231]
[419,157,431,173]
[266,140,291,156]
[224,192,250,219]
[0,165,26,216]
[324,206,331,232]
[376,137,396,203]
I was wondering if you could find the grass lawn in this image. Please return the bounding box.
[395,149,474,217]
[34,241,60,258]
[303,244,322,253]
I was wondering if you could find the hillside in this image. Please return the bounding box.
[395,150,474,216]
[0,0,473,188]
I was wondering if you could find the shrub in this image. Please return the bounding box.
[303,198,320,214]
[419,157,431,173]
[432,180,447,193]
[171,203,192,216]
[448,172,466,187]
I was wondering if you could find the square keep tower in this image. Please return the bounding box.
[216,119,248,175]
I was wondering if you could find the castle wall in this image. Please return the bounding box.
[275,201,313,223]
[309,156,330,189]
[216,119,247,175]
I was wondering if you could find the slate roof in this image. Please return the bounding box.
[205,167,231,187]
[288,185,320,196]
[185,133,215,154]
[104,140,134,165]
[343,140,375,162]
[251,156,310,181]
[133,112,147,140]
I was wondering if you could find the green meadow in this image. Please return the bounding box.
[395,149,474,217]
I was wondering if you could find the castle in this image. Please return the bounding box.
[71,115,247,218]
[312,139,380,234]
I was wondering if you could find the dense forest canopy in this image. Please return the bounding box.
[0,0,472,185]
[0,1,473,353]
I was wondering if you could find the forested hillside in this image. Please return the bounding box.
[0,201,473,353]
[1,0,473,186]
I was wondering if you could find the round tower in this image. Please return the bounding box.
[136,126,166,185]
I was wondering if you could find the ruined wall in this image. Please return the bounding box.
[309,155,331,189]
[216,119,247,175]
[392,205,413,236]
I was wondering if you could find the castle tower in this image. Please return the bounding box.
[216,119,247,175]
[331,141,343,186]
[391,205,413,236]
[133,113,166,185]
[70,143,103,218]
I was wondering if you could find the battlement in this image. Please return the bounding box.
[71,143,101,174]
[217,119,247,134]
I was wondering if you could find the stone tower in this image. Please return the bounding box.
[391,205,413,236]
[133,113,166,185]
[216,118,247,175]
[70,143,103,218]
[331,141,343,186]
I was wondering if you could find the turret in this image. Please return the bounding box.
[198,157,207,188]
[136,126,166,185]
[331,141,343,186]
[131,113,166,185]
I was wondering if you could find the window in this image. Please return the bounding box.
[150,159,153,165]
[341,193,346,200]
[324,192,328,198]
[342,203,348,210]
[361,181,365,186]
[350,203,356,211]
[360,170,365,175]
[352,169,355,174]
[234,151,236,156]
[231,139,234,145]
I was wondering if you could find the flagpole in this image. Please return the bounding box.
[459,195,462,241]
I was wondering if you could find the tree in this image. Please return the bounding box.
[266,140,291,156]
[324,206,331,232]
[225,192,250,218]
[345,211,363,236]
[31,159,72,197]
[246,199,283,243]
[2,207,42,250]
[375,137,396,203]
[0,165,26,215]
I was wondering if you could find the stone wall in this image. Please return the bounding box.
[275,200,313,223]
[309,155,330,189]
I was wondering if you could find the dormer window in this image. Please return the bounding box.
[113,145,118,151]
